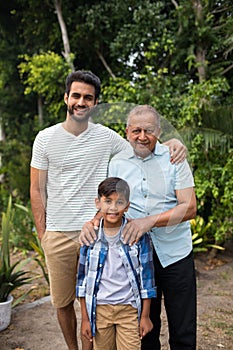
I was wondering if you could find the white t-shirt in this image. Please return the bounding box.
[31,122,129,231]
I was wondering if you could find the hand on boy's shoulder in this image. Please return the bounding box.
[122,217,153,246]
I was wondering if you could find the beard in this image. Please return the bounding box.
[68,105,92,123]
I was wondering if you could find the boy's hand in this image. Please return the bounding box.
[81,320,93,342]
[139,316,153,339]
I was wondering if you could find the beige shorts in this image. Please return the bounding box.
[41,230,80,308]
[94,304,140,350]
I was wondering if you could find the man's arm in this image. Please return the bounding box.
[152,187,196,227]
[30,167,47,240]
[122,187,196,245]
[163,138,187,164]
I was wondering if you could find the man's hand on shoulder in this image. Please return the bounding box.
[79,213,102,246]
[122,217,154,246]
[163,138,187,164]
[79,221,98,246]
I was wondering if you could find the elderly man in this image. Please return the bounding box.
[108,105,197,350]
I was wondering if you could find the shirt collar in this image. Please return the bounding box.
[96,216,127,244]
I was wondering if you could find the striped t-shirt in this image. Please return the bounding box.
[30,122,129,231]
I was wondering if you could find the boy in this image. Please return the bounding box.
[76,177,156,350]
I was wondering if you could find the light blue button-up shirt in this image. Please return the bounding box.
[108,142,195,268]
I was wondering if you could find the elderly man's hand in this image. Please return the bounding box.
[122,217,154,245]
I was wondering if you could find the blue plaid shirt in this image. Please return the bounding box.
[76,217,156,336]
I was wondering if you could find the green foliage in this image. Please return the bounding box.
[190,145,233,245]
[211,150,233,243]
[0,196,31,303]
[0,140,31,203]
[0,51,71,208]
[14,203,49,285]
[191,216,225,253]
[10,201,34,251]
[29,234,49,286]
[179,77,230,128]
[91,102,137,137]
[18,51,71,124]
[102,78,138,103]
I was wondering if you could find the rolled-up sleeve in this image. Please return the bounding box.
[76,246,89,298]
[139,234,157,299]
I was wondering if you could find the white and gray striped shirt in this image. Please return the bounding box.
[31,122,129,231]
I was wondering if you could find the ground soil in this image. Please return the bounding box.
[0,248,233,350]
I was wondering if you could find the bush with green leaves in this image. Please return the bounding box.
[191,216,225,254]
[190,142,233,246]
[14,203,49,286]
[0,196,31,305]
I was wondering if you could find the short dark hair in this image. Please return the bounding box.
[98,177,130,202]
[65,70,101,101]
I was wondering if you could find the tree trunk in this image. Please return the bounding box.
[54,0,74,71]
[192,0,206,82]
[96,49,116,79]
[195,47,206,82]
[38,95,43,126]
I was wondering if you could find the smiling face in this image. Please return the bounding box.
[95,192,130,231]
[126,108,161,158]
[64,81,97,123]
